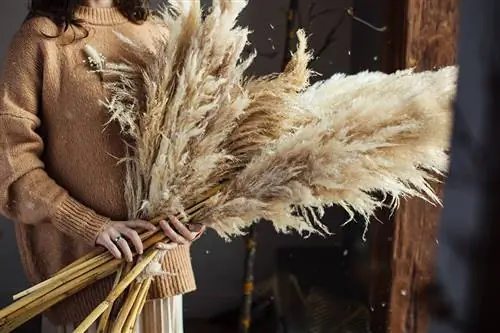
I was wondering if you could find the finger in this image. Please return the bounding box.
[124,220,157,231]
[120,227,144,255]
[160,220,187,244]
[117,238,134,262]
[168,216,195,241]
[156,242,178,250]
[101,235,122,260]
[110,230,133,262]
[190,224,206,241]
[187,223,204,233]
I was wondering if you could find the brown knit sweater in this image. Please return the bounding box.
[0,6,195,326]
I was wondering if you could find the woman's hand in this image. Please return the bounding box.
[96,220,156,262]
[156,216,206,250]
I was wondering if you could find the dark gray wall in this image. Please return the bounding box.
[0,0,358,319]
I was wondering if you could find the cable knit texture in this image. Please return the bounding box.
[0,6,195,326]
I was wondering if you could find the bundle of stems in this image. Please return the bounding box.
[0,198,208,333]
[0,0,457,332]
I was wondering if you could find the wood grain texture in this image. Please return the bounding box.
[405,0,458,69]
[389,0,458,332]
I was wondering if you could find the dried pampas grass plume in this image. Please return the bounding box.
[199,66,456,238]
[102,0,318,225]
[222,30,313,175]
[100,0,457,239]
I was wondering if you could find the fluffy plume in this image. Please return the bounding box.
[221,29,313,176]
[203,66,456,238]
[100,0,457,239]
[103,0,267,219]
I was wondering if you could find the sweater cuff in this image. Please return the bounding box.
[52,196,110,245]
[149,245,196,298]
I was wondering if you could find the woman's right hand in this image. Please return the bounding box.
[96,220,157,262]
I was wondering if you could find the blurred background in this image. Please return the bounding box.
[0,0,457,332]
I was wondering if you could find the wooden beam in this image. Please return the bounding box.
[388,1,458,333]
[405,0,458,70]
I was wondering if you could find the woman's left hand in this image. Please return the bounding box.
[156,215,206,250]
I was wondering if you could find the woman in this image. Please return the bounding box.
[0,0,204,332]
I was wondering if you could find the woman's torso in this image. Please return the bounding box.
[15,9,160,324]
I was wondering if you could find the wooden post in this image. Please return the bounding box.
[388,0,458,332]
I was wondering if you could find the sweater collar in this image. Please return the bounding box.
[74,5,128,26]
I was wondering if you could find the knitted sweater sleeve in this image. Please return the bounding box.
[0,20,109,245]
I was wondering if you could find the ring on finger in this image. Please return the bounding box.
[113,235,123,243]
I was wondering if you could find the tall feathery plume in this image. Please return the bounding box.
[200,66,456,238]
[221,30,313,177]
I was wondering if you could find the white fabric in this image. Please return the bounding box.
[41,296,183,333]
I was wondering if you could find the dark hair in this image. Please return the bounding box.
[27,0,150,34]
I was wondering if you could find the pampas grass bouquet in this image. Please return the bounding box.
[0,0,457,332]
